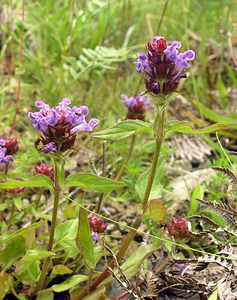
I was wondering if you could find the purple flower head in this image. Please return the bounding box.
[0,146,14,164]
[91,232,99,244]
[136,37,195,96]
[121,94,154,120]
[28,98,99,153]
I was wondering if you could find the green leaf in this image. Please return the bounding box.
[188,185,204,216]
[37,291,54,300]
[193,100,237,129]
[1,222,41,243]
[92,119,151,140]
[52,264,73,276]
[167,120,227,135]
[66,173,125,192]
[0,175,53,189]
[17,249,54,273]
[121,245,155,278]
[0,236,26,270]
[16,261,41,284]
[76,208,96,269]
[147,199,166,222]
[0,272,13,299]
[54,219,78,245]
[51,274,88,292]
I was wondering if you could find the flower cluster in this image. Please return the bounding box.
[0,140,14,164]
[136,36,195,96]
[167,217,191,240]
[89,214,108,233]
[89,214,108,244]
[35,163,54,180]
[121,94,154,120]
[0,138,19,155]
[28,99,99,153]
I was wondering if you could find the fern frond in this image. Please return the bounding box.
[198,199,237,218]
[212,166,237,204]
[76,46,130,75]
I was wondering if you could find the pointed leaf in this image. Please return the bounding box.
[51,274,88,292]
[167,120,227,135]
[66,173,125,192]
[92,120,151,140]
[76,208,96,269]
[0,175,53,189]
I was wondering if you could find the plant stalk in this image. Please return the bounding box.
[32,158,64,294]
[76,108,166,300]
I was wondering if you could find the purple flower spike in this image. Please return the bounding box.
[121,94,154,121]
[0,146,14,164]
[29,98,99,153]
[91,232,99,244]
[136,36,195,96]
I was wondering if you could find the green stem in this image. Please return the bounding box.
[32,158,64,295]
[76,108,166,300]
[142,107,166,210]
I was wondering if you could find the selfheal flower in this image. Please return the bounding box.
[28,98,99,153]
[136,36,195,96]
[0,138,19,155]
[35,163,54,180]
[167,217,191,240]
[89,214,108,233]
[121,94,154,121]
[0,146,14,164]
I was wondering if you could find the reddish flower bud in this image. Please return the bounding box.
[7,187,25,194]
[167,217,191,239]
[89,214,108,233]
[35,163,54,180]
[156,38,167,53]
[2,139,19,155]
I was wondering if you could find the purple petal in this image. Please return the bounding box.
[35,100,48,108]
[42,142,57,154]
[91,232,99,244]
[181,50,195,60]
[70,122,91,134]
[0,140,5,146]
[88,118,99,129]
[78,106,89,116]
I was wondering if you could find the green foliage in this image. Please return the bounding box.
[93,119,151,140]
[65,173,125,192]
[0,175,53,189]
[51,274,88,292]
[76,208,96,269]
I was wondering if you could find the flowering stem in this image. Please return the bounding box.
[76,107,166,300]
[142,106,166,209]
[32,157,64,295]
